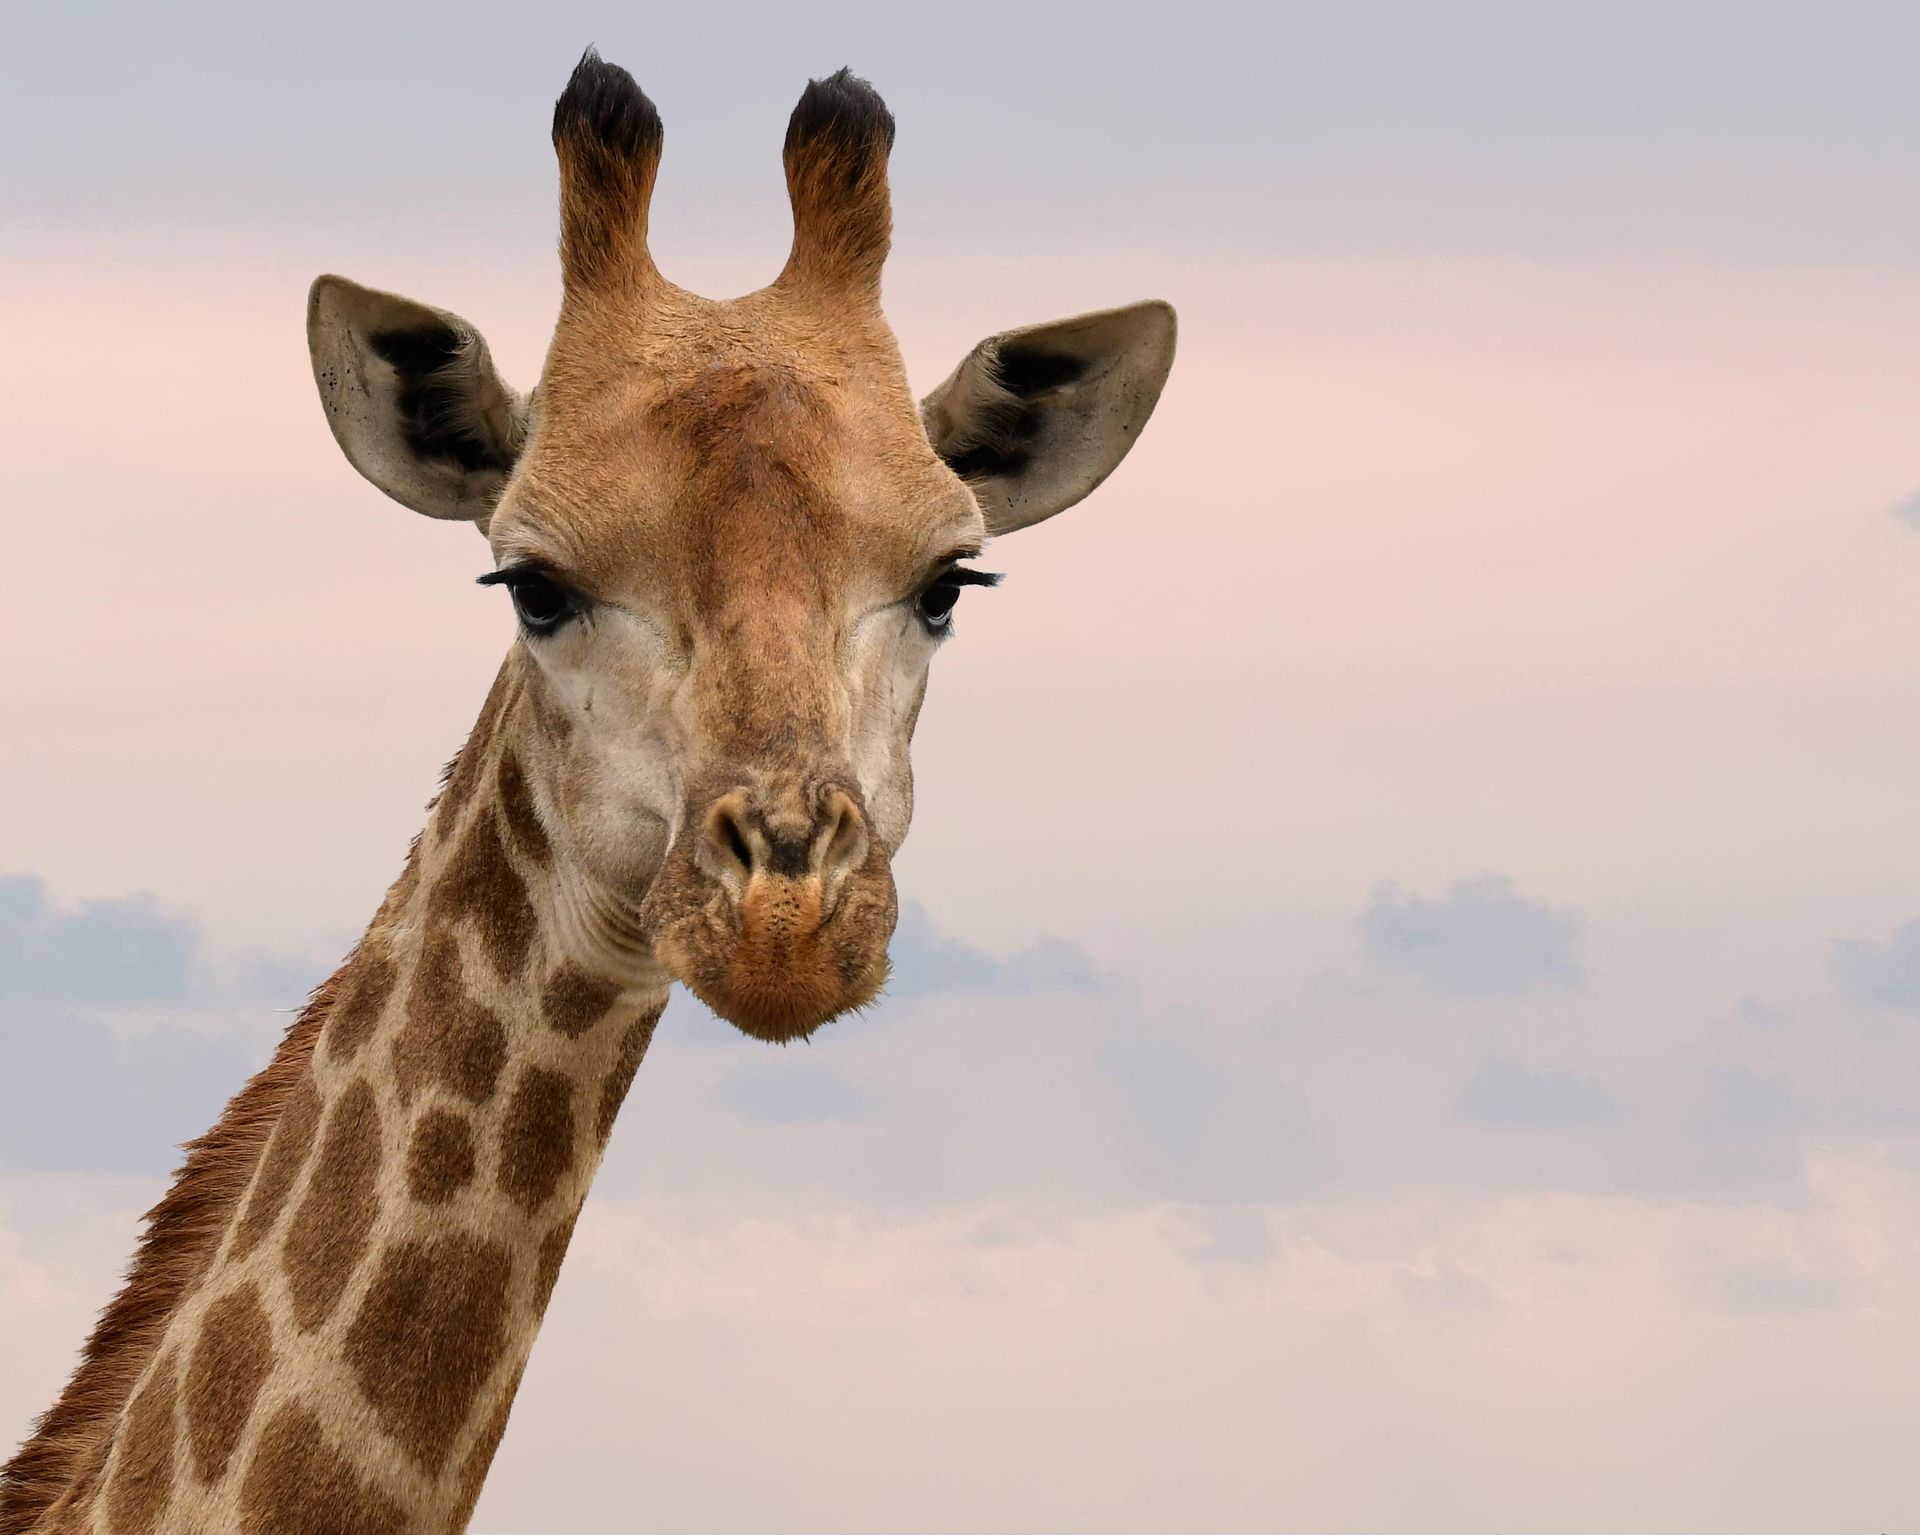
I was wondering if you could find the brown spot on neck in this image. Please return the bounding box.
[433,807,538,984]
[498,1068,576,1215]
[343,1235,516,1474]
[534,1210,581,1312]
[283,1079,383,1331]
[393,931,509,1106]
[323,946,400,1065]
[239,1404,405,1535]
[449,1362,525,1534]
[406,1109,478,1205]
[183,1285,273,1485]
[230,1065,322,1263]
[540,963,622,1038]
[597,1006,664,1144]
[101,1353,178,1535]
[497,747,552,868]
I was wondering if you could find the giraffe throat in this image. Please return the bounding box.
[3,659,667,1535]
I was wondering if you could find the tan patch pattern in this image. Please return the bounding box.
[322,949,399,1065]
[239,1404,405,1535]
[101,1353,176,1535]
[392,932,507,1107]
[597,1008,663,1143]
[540,964,621,1039]
[284,1080,382,1331]
[183,1285,273,1486]
[343,1235,515,1474]
[405,1109,477,1205]
[431,809,535,983]
[498,1069,575,1215]
[231,1065,323,1263]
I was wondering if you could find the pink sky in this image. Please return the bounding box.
[6,9,1920,1529]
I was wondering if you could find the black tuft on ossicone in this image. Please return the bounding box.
[551,47,665,288]
[784,67,896,172]
[552,46,662,164]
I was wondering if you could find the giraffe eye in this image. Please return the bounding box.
[913,565,1001,636]
[915,579,962,632]
[476,565,586,636]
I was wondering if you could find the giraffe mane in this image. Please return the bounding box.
[0,978,338,1533]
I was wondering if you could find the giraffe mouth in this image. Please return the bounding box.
[640,841,898,1042]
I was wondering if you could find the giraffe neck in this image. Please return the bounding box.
[17,662,669,1535]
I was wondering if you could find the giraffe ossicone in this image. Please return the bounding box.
[2,48,1175,1535]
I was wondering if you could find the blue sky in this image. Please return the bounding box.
[9,1,1920,264]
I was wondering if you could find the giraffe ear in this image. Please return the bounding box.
[306,275,528,524]
[919,301,1175,536]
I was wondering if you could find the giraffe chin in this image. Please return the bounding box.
[645,860,898,1043]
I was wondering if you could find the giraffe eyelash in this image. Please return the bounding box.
[936,566,1003,590]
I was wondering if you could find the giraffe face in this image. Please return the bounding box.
[305,53,1176,1041]
[476,288,978,1040]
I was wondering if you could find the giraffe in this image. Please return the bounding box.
[1,50,1175,1535]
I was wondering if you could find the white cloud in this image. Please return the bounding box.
[474,1143,1920,1533]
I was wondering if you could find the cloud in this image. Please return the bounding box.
[1830,917,1920,1013]
[711,1058,879,1127]
[1359,874,1584,998]
[1890,488,1920,528]
[880,902,1104,1003]
[1690,1064,1807,1145]
[0,873,322,1175]
[0,1012,262,1174]
[1456,1054,1617,1130]
[481,1149,1920,1533]
[0,874,196,1006]
[1616,1065,1815,1193]
[1098,1018,1334,1204]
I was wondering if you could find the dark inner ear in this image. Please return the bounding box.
[994,343,1089,396]
[939,341,1092,482]
[367,326,514,475]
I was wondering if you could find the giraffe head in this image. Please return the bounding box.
[306,52,1174,1043]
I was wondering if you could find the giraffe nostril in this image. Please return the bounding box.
[717,813,752,875]
[813,790,868,900]
[693,785,869,910]
[699,795,756,891]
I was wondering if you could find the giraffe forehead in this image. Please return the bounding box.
[500,326,979,607]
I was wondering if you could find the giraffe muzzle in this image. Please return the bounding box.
[639,780,898,1041]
